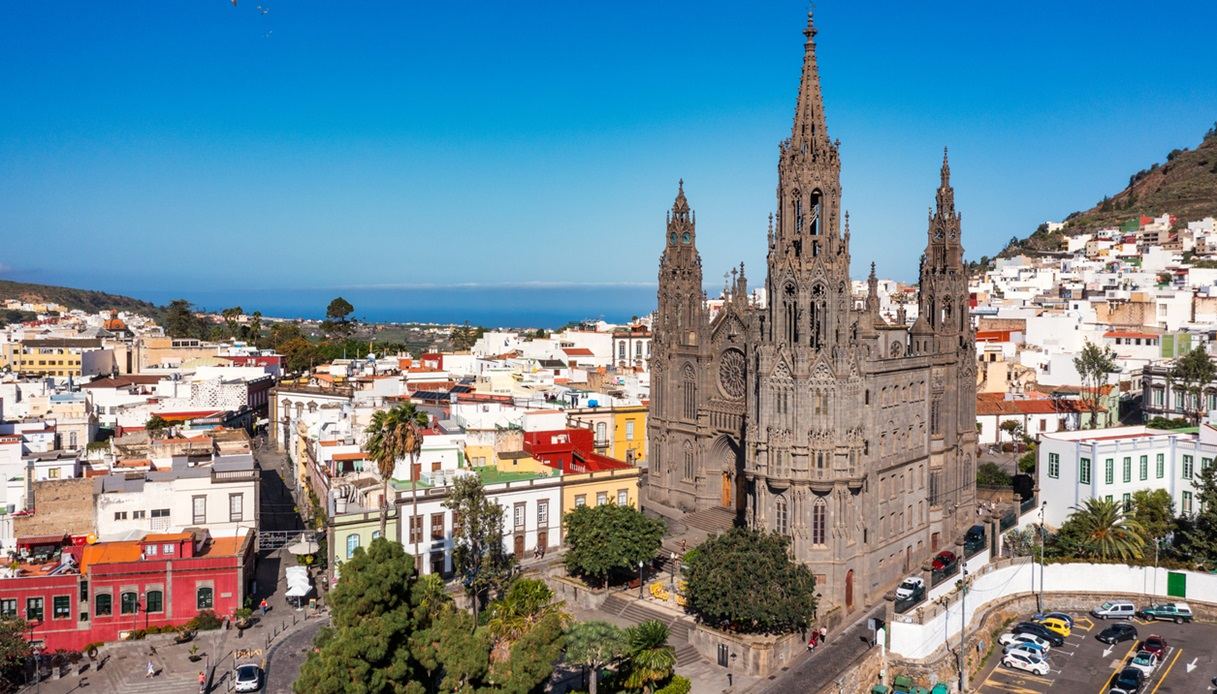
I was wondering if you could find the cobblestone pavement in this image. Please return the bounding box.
[263,614,329,694]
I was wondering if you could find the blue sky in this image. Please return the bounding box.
[2,1,1215,294]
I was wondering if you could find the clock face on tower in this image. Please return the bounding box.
[718,348,746,399]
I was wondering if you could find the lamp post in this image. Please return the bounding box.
[1037,501,1046,613]
[728,651,737,689]
[669,552,677,589]
[638,560,645,599]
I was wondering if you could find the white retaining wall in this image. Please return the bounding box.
[889,560,1217,659]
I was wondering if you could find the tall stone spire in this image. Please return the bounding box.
[658,179,704,347]
[792,10,829,151]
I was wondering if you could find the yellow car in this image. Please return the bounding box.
[1037,616,1071,638]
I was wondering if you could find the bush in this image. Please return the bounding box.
[656,675,692,694]
[186,610,223,631]
[976,462,1012,488]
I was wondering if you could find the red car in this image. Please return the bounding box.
[1140,635,1168,657]
[932,551,958,571]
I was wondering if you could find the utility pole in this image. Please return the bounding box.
[959,564,969,694]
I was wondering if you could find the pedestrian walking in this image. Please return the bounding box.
[260,598,269,616]
[146,660,155,678]
[819,625,827,643]
[198,671,206,690]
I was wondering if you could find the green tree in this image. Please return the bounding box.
[0,615,31,692]
[998,420,1022,447]
[1074,340,1118,429]
[1017,444,1037,474]
[564,621,629,694]
[321,296,356,338]
[163,299,203,339]
[1130,488,1175,545]
[295,538,432,694]
[444,474,514,621]
[1055,497,1145,562]
[365,403,429,538]
[1169,347,1217,425]
[1174,462,1217,570]
[247,310,264,346]
[563,504,665,587]
[279,337,319,373]
[1002,527,1037,558]
[221,306,244,338]
[145,414,171,439]
[976,462,1012,488]
[684,528,817,634]
[623,620,676,694]
[450,321,485,351]
[269,321,305,350]
[486,602,566,692]
[410,607,491,692]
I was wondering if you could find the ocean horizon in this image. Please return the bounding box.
[124,285,660,329]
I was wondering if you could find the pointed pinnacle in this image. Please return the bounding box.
[869,261,876,277]
[941,146,951,183]
[678,177,684,191]
[804,7,817,39]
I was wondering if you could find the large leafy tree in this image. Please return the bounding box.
[450,321,485,351]
[565,621,629,694]
[976,462,1012,487]
[296,538,435,694]
[1170,347,1217,425]
[445,474,515,621]
[163,298,206,339]
[0,615,31,693]
[1174,463,1217,570]
[563,503,665,587]
[1073,340,1117,429]
[1054,498,1145,562]
[623,620,676,694]
[365,403,429,538]
[279,337,319,374]
[684,528,817,635]
[322,296,356,338]
[1130,488,1175,546]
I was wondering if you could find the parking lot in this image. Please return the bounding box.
[974,610,1217,692]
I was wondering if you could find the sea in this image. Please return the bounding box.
[126,285,658,329]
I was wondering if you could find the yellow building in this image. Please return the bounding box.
[3,338,113,378]
[610,405,647,465]
[560,467,641,516]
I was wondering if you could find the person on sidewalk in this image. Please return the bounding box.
[146,660,155,678]
[806,631,819,651]
[819,626,827,643]
[260,598,269,616]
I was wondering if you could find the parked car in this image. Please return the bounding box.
[964,524,986,553]
[1032,611,1075,628]
[896,576,926,601]
[1037,616,1072,638]
[1096,623,1138,645]
[1092,600,1136,620]
[1012,621,1064,647]
[234,663,264,693]
[1139,635,1168,658]
[1109,666,1145,693]
[932,551,958,571]
[1005,645,1047,662]
[1128,650,1160,676]
[999,632,1052,652]
[1002,651,1050,676]
[1136,602,1193,624]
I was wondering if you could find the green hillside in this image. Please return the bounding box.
[0,279,158,315]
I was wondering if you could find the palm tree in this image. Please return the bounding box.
[1065,497,1146,562]
[485,578,566,662]
[623,620,676,694]
[364,403,429,539]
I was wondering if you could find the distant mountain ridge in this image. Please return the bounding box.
[1001,122,1217,257]
[0,279,158,314]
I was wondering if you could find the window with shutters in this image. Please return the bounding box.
[229,493,243,522]
[1105,459,1114,484]
[1157,453,1165,479]
[1139,456,1148,481]
[1123,457,1132,483]
[1183,455,1194,479]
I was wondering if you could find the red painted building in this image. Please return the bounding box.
[523,429,631,474]
[0,530,253,651]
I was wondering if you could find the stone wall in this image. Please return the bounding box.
[814,647,884,694]
[544,573,609,612]
[15,477,95,537]
[687,623,804,678]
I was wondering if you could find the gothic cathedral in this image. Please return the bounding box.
[646,12,978,613]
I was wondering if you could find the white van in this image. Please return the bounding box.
[1091,600,1136,620]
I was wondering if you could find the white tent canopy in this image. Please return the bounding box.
[285,566,313,599]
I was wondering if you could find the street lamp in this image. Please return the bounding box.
[638,560,645,599]
[669,552,677,589]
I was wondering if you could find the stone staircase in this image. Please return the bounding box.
[602,592,700,667]
[680,506,736,534]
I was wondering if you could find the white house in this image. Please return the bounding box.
[1037,425,1213,526]
[93,459,259,539]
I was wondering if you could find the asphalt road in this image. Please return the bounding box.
[263,616,329,694]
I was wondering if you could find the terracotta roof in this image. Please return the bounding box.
[81,375,161,389]
[144,532,192,543]
[1104,331,1160,340]
[562,348,595,357]
[81,541,143,573]
[198,534,246,557]
[977,399,1097,416]
[331,452,367,461]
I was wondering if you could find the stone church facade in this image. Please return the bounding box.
[646,12,977,613]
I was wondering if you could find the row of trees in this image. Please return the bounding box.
[297,538,685,694]
[1013,464,1217,569]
